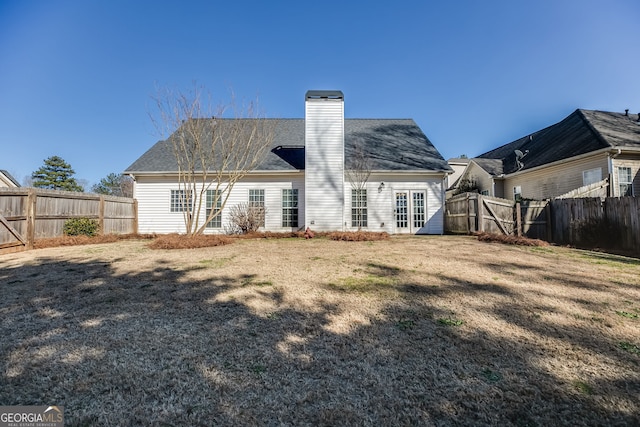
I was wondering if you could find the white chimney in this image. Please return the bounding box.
[304,90,345,231]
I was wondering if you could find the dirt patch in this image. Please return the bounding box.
[1,236,639,425]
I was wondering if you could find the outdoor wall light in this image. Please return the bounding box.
[378,182,385,192]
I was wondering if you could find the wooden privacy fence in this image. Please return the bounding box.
[549,197,640,253]
[0,188,137,254]
[446,193,640,255]
[445,193,545,236]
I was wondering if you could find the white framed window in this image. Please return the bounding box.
[249,189,265,226]
[282,189,298,227]
[583,168,602,186]
[618,167,633,196]
[351,189,367,227]
[205,190,222,228]
[513,186,522,202]
[170,189,192,212]
[481,190,489,196]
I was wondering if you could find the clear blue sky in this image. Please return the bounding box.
[2,0,639,188]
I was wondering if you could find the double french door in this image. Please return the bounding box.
[394,191,426,233]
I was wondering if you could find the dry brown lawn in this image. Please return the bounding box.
[1,235,639,426]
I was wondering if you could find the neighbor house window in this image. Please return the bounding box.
[583,168,602,186]
[481,190,489,196]
[249,189,265,226]
[513,186,522,202]
[618,167,633,196]
[351,189,367,227]
[282,189,298,227]
[170,189,192,212]
[205,189,222,228]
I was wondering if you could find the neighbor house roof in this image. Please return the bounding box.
[476,109,640,175]
[472,158,504,176]
[0,170,20,187]
[125,118,451,174]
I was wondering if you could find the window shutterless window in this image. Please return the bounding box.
[618,167,633,196]
[282,189,298,227]
[205,190,222,228]
[351,189,367,227]
[582,168,602,186]
[249,189,265,227]
[170,190,192,212]
[513,186,522,202]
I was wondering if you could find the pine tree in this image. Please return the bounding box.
[31,156,84,192]
[92,173,133,197]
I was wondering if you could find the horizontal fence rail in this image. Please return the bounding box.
[446,193,640,256]
[0,188,137,254]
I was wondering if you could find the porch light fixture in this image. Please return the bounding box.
[378,182,385,192]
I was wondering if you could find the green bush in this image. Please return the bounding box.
[63,217,99,237]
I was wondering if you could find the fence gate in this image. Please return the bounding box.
[0,212,27,252]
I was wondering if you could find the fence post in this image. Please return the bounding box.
[545,202,552,243]
[26,189,36,250]
[99,196,105,235]
[133,199,138,234]
[515,202,522,236]
[476,194,483,233]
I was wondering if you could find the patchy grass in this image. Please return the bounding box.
[1,236,639,426]
[437,317,465,326]
[616,311,639,319]
[618,341,640,355]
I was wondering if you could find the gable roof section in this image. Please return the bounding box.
[476,109,640,175]
[0,170,20,187]
[472,158,503,176]
[126,118,451,174]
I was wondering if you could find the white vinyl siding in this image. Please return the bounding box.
[344,174,445,234]
[503,155,609,200]
[305,96,344,231]
[611,157,640,197]
[134,174,305,234]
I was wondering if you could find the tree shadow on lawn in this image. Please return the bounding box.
[0,252,638,426]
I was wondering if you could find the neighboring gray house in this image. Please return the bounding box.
[0,170,20,188]
[453,109,640,200]
[126,90,452,235]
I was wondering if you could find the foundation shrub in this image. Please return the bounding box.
[63,217,99,237]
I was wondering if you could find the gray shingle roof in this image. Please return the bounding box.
[476,109,640,175]
[125,118,451,174]
[472,159,503,176]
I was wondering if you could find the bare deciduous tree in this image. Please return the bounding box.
[151,84,276,236]
[345,141,372,230]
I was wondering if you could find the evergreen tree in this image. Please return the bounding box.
[92,173,133,197]
[31,156,84,192]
